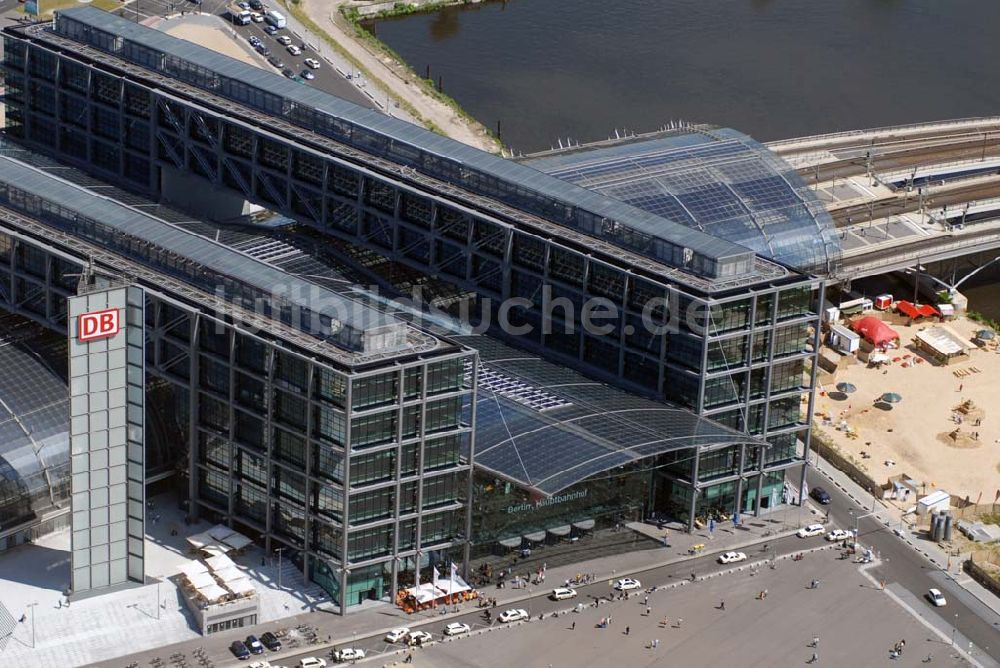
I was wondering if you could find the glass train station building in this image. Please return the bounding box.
[0,7,840,613]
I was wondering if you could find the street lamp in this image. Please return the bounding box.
[274,547,286,591]
[27,602,37,648]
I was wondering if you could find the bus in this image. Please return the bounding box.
[265,10,286,29]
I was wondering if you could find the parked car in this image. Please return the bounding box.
[826,529,851,542]
[498,608,529,623]
[237,1,250,8]
[797,523,825,538]
[251,12,264,22]
[405,630,432,645]
[249,0,263,9]
[259,632,282,651]
[301,70,315,80]
[267,55,284,68]
[230,640,251,660]
[256,45,271,56]
[304,57,321,69]
[332,648,365,662]
[442,622,470,636]
[276,35,292,45]
[281,68,295,79]
[245,635,265,655]
[264,25,279,35]
[614,577,641,591]
[299,658,327,668]
[287,44,302,56]
[927,588,947,607]
[384,627,410,643]
[810,486,832,504]
[718,551,747,564]
[550,587,577,600]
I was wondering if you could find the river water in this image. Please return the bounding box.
[372,0,1000,153]
[371,0,1000,314]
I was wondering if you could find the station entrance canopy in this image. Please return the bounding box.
[461,336,768,496]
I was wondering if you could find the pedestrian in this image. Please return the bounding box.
[811,636,819,647]
[405,651,413,663]
[810,652,818,663]
[608,614,612,625]
[571,621,575,630]
[720,600,725,610]
[644,595,649,606]
[654,639,659,648]
[645,606,651,616]
[625,626,630,636]
[19,614,26,623]
[880,580,886,590]
[661,616,668,627]
[677,618,683,628]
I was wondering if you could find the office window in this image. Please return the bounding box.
[311,521,342,559]
[235,481,267,522]
[420,510,461,547]
[425,359,463,395]
[351,410,397,449]
[273,466,306,505]
[347,524,393,561]
[350,449,396,486]
[315,367,347,406]
[273,428,306,469]
[198,394,229,433]
[352,372,398,410]
[312,484,343,523]
[314,405,346,446]
[349,487,395,524]
[424,397,461,435]
[313,443,344,483]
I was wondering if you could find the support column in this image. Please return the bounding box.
[687,445,701,533]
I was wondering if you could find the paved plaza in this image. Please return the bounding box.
[405,556,972,668]
[0,493,329,667]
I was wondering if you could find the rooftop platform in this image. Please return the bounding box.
[523,128,841,274]
[14,8,797,289]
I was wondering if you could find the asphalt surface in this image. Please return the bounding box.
[112,0,375,109]
[808,468,1000,664]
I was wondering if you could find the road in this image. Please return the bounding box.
[109,0,376,109]
[807,468,1000,664]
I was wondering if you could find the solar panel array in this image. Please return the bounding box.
[528,129,841,273]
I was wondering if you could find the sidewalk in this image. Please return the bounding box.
[809,451,1000,617]
[293,0,499,152]
[90,502,825,667]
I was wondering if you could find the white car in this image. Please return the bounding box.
[405,630,433,645]
[304,57,321,69]
[718,551,747,564]
[276,35,292,46]
[301,70,315,81]
[384,627,410,643]
[826,529,851,542]
[498,608,529,623]
[287,44,302,56]
[443,622,470,636]
[250,12,264,22]
[550,587,577,600]
[797,523,825,538]
[332,648,365,662]
[928,588,947,607]
[299,659,327,668]
[614,577,641,591]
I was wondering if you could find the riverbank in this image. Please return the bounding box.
[295,0,500,153]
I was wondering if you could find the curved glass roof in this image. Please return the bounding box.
[525,127,842,274]
[460,336,767,496]
[0,322,69,533]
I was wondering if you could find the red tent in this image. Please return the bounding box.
[851,316,899,346]
[895,301,939,319]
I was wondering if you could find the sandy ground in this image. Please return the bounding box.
[160,17,261,67]
[299,0,500,152]
[817,315,1000,501]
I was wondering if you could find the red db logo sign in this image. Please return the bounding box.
[78,308,121,342]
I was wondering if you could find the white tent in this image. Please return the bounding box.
[178,561,209,578]
[206,553,237,572]
[196,584,229,603]
[207,524,236,542]
[185,532,214,550]
[405,583,441,605]
[185,571,217,589]
[225,578,256,596]
[214,566,244,584]
[433,574,471,595]
[221,533,254,551]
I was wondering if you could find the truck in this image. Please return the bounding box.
[265,9,287,28]
[227,4,252,25]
